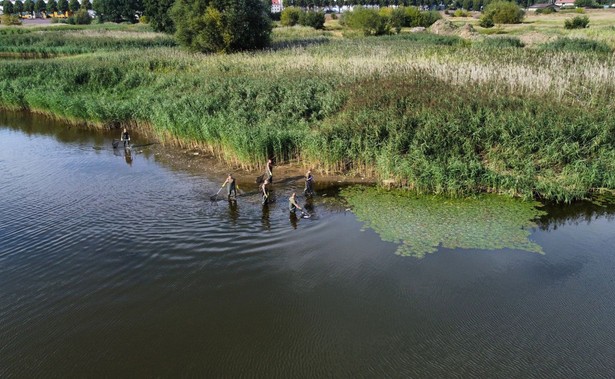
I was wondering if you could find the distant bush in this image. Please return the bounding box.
[564,15,589,29]
[574,7,585,13]
[453,9,470,17]
[479,16,494,27]
[535,6,555,14]
[68,8,93,24]
[574,0,600,7]
[419,10,441,27]
[342,6,390,36]
[299,11,325,30]
[281,6,301,26]
[542,37,611,53]
[388,7,406,33]
[0,14,22,25]
[480,1,524,27]
[403,6,441,27]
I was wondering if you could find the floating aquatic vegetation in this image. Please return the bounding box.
[341,187,546,258]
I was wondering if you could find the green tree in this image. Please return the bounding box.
[24,0,34,13]
[68,0,80,12]
[93,0,143,22]
[14,0,24,13]
[171,0,272,54]
[81,0,92,9]
[58,0,69,13]
[2,0,14,14]
[34,0,46,13]
[47,0,58,12]
[143,0,176,33]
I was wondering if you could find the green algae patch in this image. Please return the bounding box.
[341,187,546,258]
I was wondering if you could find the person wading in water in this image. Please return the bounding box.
[289,192,303,214]
[304,170,314,197]
[121,128,131,147]
[266,159,273,183]
[222,174,237,200]
[261,179,270,205]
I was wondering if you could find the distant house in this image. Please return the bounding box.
[271,0,282,13]
[554,0,575,7]
[527,3,560,11]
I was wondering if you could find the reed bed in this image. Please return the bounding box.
[0,26,614,201]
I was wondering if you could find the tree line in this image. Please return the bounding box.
[1,0,602,53]
[2,0,91,15]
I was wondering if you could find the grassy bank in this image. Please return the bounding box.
[1,17,615,202]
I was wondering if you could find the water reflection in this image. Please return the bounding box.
[228,199,238,225]
[304,196,315,216]
[289,212,298,229]
[124,147,133,166]
[3,110,615,378]
[537,200,615,231]
[261,204,270,230]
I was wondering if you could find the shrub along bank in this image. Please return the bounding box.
[0,27,614,202]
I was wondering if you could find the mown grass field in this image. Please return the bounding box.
[1,11,614,202]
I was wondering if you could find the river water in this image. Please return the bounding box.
[1,111,615,378]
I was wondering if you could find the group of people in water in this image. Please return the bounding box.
[118,128,315,217]
[221,158,315,216]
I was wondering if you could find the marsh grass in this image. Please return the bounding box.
[1,22,614,200]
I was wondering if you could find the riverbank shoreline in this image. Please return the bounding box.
[149,141,376,191]
[2,21,615,202]
[0,107,376,190]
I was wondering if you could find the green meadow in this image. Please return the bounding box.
[1,12,615,202]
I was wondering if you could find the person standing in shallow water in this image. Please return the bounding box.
[289,192,303,214]
[121,128,130,147]
[222,174,237,200]
[266,159,273,183]
[261,179,270,205]
[304,170,314,197]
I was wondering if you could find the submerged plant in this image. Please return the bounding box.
[342,187,546,258]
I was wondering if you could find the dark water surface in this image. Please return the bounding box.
[2,111,615,378]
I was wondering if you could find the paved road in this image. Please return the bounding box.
[20,18,53,25]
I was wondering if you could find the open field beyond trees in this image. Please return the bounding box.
[1,10,615,202]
